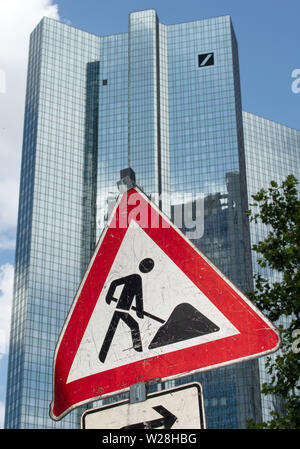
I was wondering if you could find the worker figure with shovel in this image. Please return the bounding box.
[99,256,220,363]
[99,258,155,363]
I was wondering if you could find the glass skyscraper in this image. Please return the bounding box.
[243,111,300,422]
[4,10,300,429]
[5,17,100,429]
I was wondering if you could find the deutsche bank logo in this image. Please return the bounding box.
[198,52,214,68]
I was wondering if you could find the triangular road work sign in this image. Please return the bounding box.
[50,186,280,420]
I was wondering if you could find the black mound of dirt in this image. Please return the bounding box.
[148,302,220,349]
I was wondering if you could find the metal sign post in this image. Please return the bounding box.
[81,382,206,429]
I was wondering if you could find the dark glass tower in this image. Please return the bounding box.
[5,10,300,429]
[4,17,100,429]
[243,111,300,421]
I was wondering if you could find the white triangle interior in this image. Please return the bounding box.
[67,220,239,384]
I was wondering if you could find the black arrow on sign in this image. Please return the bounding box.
[121,405,177,429]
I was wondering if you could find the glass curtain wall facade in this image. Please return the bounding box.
[7,9,299,429]
[97,10,170,235]
[96,32,128,239]
[242,111,300,422]
[166,14,259,429]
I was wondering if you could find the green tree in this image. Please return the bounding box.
[246,174,300,429]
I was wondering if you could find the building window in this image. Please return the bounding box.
[220,397,227,406]
[198,53,214,67]
[102,79,108,85]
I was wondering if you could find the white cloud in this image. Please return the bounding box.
[0,2,61,427]
[0,264,14,359]
[0,0,60,234]
[0,70,5,94]
[0,179,19,232]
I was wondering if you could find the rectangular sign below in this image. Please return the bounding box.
[81,383,206,429]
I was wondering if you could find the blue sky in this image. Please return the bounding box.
[0,0,299,427]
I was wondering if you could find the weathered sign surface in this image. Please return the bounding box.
[50,186,280,420]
